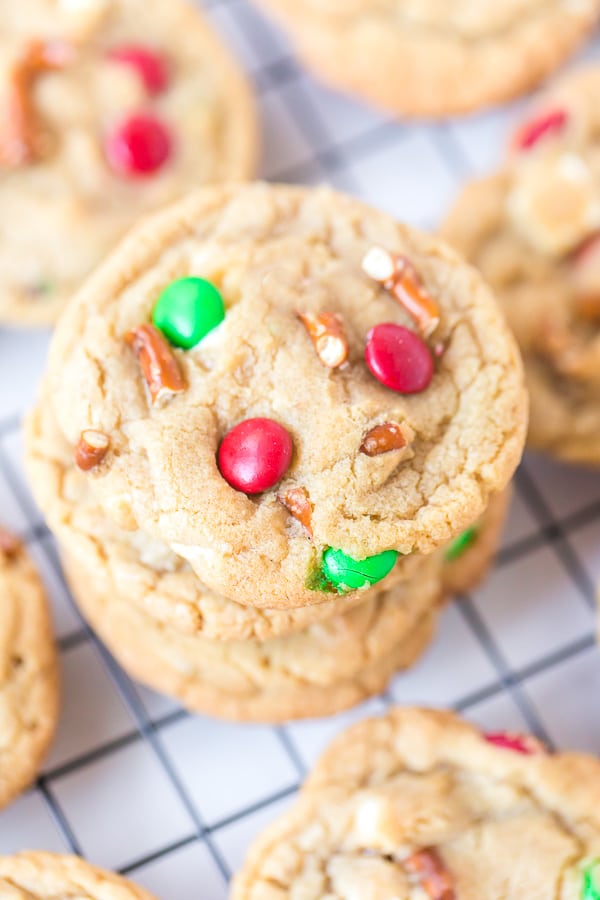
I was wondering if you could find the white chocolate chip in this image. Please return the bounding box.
[96,63,147,115]
[362,246,396,283]
[63,129,106,194]
[352,793,404,852]
[508,151,600,256]
[59,0,112,40]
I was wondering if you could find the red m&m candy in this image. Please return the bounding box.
[365,323,433,394]
[484,731,544,755]
[513,108,568,152]
[105,113,172,177]
[218,418,293,494]
[108,45,170,95]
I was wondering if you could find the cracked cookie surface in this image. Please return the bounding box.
[253,0,600,117]
[233,706,600,898]
[0,0,256,326]
[27,397,507,661]
[443,66,600,465]
[44,182,526,609]
[26,395,428,640]
[0,526,58,812]
[0,852,156,899]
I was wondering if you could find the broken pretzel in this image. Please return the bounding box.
[0,525,21,559]
[75,429,110,471]
[126,323,186,405]
[362,246,440,338]
[404,848,455,900]
[1,39,74,167]
[279,487,313,536]
[360,422,410,457]
[297,311,349,369]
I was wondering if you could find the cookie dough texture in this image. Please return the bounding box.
[253,0,600,117]
[0,0,257,326]
[443,67,600,465]
[0,852,156,899]
[27,394,508,644]
[26,396,427,642]
[45,183,526,609]
[27,398,508,721]
[63,550,440,721]
[233,707,600,898]
[0,530,58,811]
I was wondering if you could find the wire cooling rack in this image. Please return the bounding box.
[1,2,600,896]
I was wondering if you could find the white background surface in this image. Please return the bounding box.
[1,2,600,895]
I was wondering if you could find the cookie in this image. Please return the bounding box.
[27,393,507,660]
[26,394,429,641]
[442,66,600,465]
[62,549,441,722]
[42,182,526,610]
[233,706,600,898]
[253,0,600,118]
[441,488,510,597]
[0,852,156,898]
[0,526,58,812]
[0,0,257,327]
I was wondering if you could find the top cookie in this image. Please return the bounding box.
[0,526,58,811]
[0,0,256,326]
[0,852,156,899]
[253,0,600,117]
[443,66,600,465]
[233,707,600,898]
[44,182,526,608]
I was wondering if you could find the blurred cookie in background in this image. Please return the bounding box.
[232,707,600,898]
[443,66,600,466]
[251,0,600,117]
[0,852,156,899]
[0,525,58,811]
[0,0,257,326]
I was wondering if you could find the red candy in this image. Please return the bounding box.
[573,231,600,266]
[513,108,569,152]
[365,323,433,394]
[105,113,172,176]
[108,45,169,94]
[484,731,543,755]
[218,418,293,494]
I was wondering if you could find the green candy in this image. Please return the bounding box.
[29,278,55,297]
[584,860,600,900]
[444,525,478,562]
[153,276,225,349]
[305,567,337,594]
[321,547,399,593]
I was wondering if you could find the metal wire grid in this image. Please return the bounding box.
[0,0,599,895]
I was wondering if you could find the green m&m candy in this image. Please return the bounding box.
[584,860,600,900]
[321,547,399,593]
[152,276,225,349]
[444,525,478,562]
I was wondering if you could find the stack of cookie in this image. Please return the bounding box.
[26,182,527,722]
